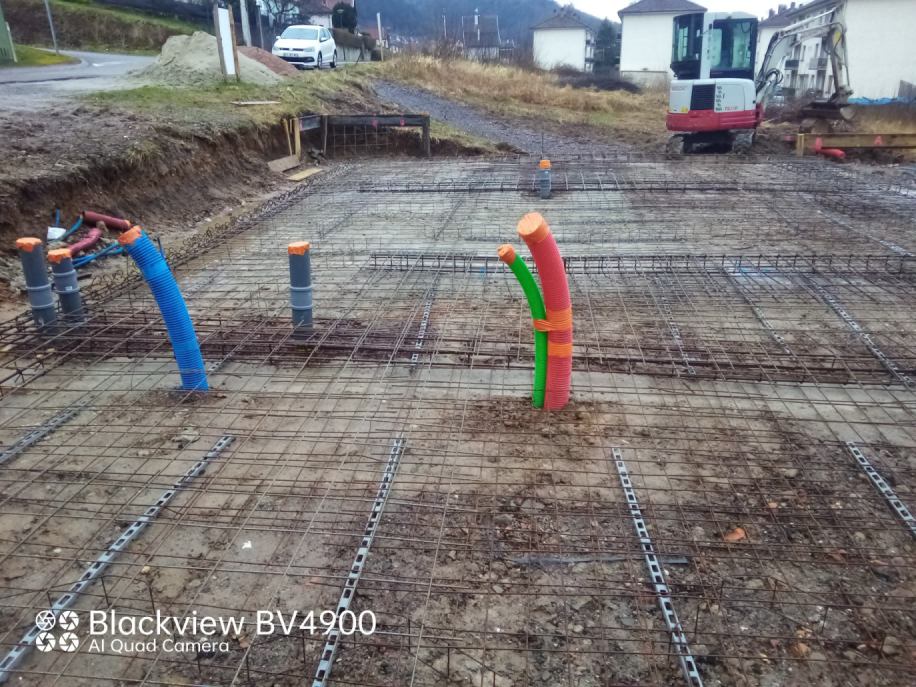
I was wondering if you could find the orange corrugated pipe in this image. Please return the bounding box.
[517,212,572,410]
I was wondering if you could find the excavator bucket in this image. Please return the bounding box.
[799,100,855,122]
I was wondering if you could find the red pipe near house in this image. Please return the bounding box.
[82,211,131,232]
[66,227,102,256]
[517,212,572,411]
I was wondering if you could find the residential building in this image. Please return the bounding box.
[757,1,837,101]
[844,0,916,100]
[297,1,335,29]
[462,12,502,61]
[618,0,707,86]
[532,9,597,73]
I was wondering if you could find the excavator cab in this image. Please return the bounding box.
[666,12,760,155]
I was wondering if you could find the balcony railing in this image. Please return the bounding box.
[809,56,829,70]
[785,58,800,69]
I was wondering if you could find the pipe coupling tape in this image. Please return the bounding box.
[290,285,313,310]
[27,283,55,309]
[52,267,79,292]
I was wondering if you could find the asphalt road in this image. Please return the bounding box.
[0,50,153,111]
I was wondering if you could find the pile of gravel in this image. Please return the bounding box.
[137,32,282,87]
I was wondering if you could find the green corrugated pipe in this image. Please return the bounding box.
[499,244,547,408]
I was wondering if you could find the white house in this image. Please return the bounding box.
[844,0,916,100]
[618,0,706,86]
[297,1,334,28]
[532,10,596,73]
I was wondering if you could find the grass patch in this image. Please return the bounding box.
[6,44,79,67]
[86,65,382,128]
[4,0,197,53]
[376,55,668,144]
[52,0,199,34]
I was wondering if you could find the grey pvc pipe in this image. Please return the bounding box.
[48,249,84,323]
[288,242,313,337]
[16,238,57,330]
[538,161,552,199]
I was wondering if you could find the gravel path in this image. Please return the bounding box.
[373,80,631,157]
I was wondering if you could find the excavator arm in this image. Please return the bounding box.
[755,4,852,115]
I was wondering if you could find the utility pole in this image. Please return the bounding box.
[41,0,58,54]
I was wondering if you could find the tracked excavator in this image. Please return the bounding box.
[665,4,852,156]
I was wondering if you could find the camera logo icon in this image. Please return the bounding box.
[33,611,80,653]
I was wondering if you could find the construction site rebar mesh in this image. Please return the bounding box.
[0,156,913,686]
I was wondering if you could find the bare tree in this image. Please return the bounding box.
[259,0,306,28]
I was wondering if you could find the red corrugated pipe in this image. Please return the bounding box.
[813,137,846,160]
[82,211,131,232]
[66,227,102,256]
[517,212,572,410]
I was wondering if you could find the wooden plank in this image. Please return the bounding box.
[298,115,323,131]
[228,18,241,82]
[287,168,324,182]
[268,155,300,173]
[328,114,430,128]
[213,3,228,78]
[798,133,916,150]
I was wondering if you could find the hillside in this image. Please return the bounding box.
[356,0,608,43]
[4,0,198,52]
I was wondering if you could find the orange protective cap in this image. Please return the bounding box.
[48,248,72,264]
[288,241,311,255]
[16,237,42,252]
[517,212,550,244]
[539,159,552,170]
[118,226,143,246]
[497,244,516,264]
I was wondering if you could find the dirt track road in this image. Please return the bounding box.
[373,80,630,157]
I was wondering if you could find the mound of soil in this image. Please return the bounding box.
[238,46,299,77]
[138,32,281,87]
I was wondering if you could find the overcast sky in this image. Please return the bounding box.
[571,1,780,21]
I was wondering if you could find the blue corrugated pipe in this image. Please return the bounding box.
[119,227,208,391]
[72,243,123,268]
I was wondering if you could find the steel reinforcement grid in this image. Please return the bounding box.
[0,156,913,686]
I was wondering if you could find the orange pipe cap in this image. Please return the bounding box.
[497,244,516,264]
[48,248,72,264]
[288,241,311,255]
[517,212,550,244]
[539,159,552,170]
[118,226,143,246]
[16,237,42,252]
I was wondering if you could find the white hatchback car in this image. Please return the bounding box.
[272,25,337,70]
